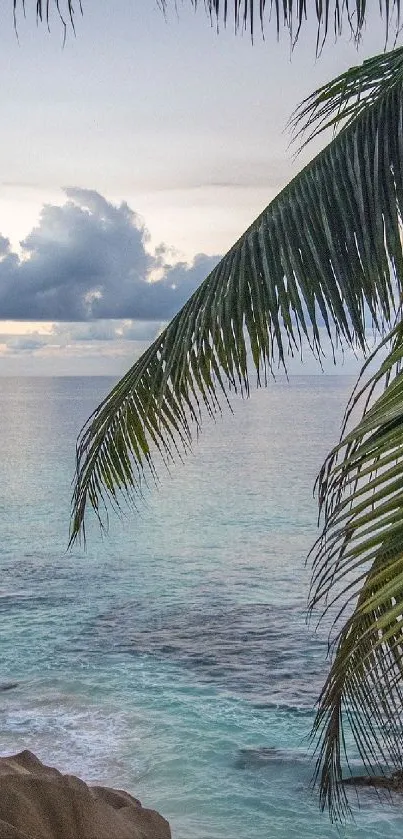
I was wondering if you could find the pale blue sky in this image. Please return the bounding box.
[0,2,397,373]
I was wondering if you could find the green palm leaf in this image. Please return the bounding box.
[11,1,402,46]
[311,323,403,818]
[70,52,403,545]
[292,45,403,147]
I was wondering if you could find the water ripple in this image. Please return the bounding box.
[81,599,328,708]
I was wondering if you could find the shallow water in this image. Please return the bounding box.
[1,375,402,838]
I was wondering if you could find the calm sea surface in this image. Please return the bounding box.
[1,375,402,839]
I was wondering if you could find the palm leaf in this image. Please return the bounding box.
[13,0,80,32]
[196,0,402,44]
[11,1,402,46]
[292,45,403,148]
[310,323,403,818]
[70,55,403,544]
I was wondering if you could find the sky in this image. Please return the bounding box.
[0,1,399,375]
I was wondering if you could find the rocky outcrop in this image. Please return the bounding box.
[341,770,403,791]
[234,746,307,769]
[0,750,171,839]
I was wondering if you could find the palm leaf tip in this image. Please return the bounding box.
[13,0,82,32]
[11,1,402,45]
[198,0,402,45]
[291,46,403,152]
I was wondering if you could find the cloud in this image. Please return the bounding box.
[0,235,11,256]
[53,320,162,344]
[0,319,165,378]
[1,319,163,351]
[0,188,220,322]
[6,335,47,352]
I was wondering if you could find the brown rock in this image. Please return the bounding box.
[341,769,403,791]
[0,750,171,839]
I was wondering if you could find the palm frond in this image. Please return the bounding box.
[70,67,403,544]
[199,0,402,44]
[311,323,403,819]
[292,46,403,148]
[12,0,81,34]
[11,1,402,46]
[24,0,73,24]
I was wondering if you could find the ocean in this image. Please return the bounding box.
[1,375,402,839]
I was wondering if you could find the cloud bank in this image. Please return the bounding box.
[0,188,220,321]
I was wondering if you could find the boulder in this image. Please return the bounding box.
[0,750,171,839]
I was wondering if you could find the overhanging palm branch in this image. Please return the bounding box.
[70,48,403,546]
[11,0,402,46]
[310,323,403,819]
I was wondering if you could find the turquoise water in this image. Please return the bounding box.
[1,376,402,838]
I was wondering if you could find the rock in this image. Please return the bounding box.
[0,750,171,839]
[234,746,307,769]
[341,770,403,791]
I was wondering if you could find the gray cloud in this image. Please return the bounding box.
[52,320,163,344]
[2,320,163,352]
[6,336,47,352]
[0,188,220,322]
[0,236,11,257]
